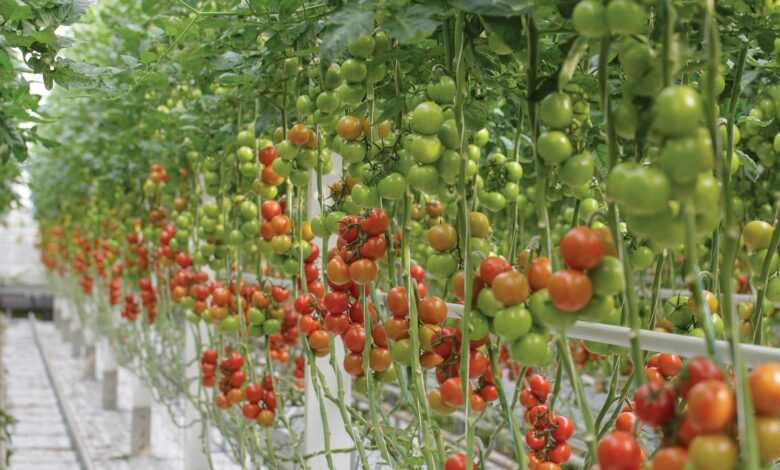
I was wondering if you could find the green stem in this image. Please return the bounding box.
[556,333,597,462]
[752,204,780,344]
[486,339,527,469]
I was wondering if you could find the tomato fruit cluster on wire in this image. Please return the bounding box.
[21,0,780,468]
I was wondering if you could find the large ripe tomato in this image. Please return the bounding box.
[360,208,389,236]
[686,380,735,433]
[687,435,737,470]
[528,256,552,291]
[633,382,675,427]
[651,447,687,470]
[597,431,642,470]
[677,356,723,398]
[548,269,592,312]
[560,226,605,270]
[491,271,530,306]
[749,362,780,416]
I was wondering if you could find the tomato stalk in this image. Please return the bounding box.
[646,253,667,331]
[703,4,759,461]
[486,339,528,469]
[598,36,644,388]
[302,342,336,470]
[556,333,597,461]
[752,204,780,344]
[402,194,442,468]
[526,17,553,260]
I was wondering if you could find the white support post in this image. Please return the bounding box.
[61,300,72,342]
[84,329,97,380]
[70,315,83,358]
[303,153,353,468]
[100,339,118,410]
[130,371,152,456]
[183,323,210,470]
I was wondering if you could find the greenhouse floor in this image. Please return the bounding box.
[3,318,240,470]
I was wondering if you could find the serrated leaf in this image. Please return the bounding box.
[736,149,763,182]
[448,0,535,17]
[558,36,588,90]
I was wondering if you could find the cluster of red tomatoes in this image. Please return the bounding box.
[107,265,122,306]
[120,294,140,322]
[124,228,150,271]
[292,355,306,389]
[241,375,277,427]
[326,208,388,286]
[157,223,193,268]
[597,358,780,470]
[208,348,248,409]
[520,373,574,468]
[137,277,157,323]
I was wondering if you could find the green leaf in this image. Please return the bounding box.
[212,51,243,71]
[448,0,535,17]
[385,4,447,44]
[0,0,33,22]
[558,36,589,90]
[320,9,374,60]
[736,149,763,182]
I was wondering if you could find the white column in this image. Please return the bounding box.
[183,323,210,470]
[84,328,97,380]
[100,339,118,410]
[303,152,353,468]
[130,371,152,455]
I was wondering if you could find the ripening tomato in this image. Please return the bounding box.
[750,362,780,416]
[597,431,642,470]
[349,259,378,285]
[686,380,735,433]
[308,329,329,350]
[337,115,363,141]
[343,353,364,376]
[428,223,458,251]
[548,269,592,312]
[256,409,275,427]
[418,296,448,324]
[528,256,552,291]
[756,416,780,464]
[687,435,737,470]
[327,257,351,285]
[651,447,687,470]
[386,286,409,317]
[491,271,530,306]
[615,411,636,433]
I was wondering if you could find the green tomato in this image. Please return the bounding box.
[613,99,638,139]
[481,191,507,212]
[467,312,491,339]
[493,305,533,341]
[590,256,625,296]
[539,92,573,130]
[351,183,378,208]
[606,0,647,36]
[561,151,594,187]
[263,319,281,335]
[341,58,367,83]
[316,91,340,113]
[473,128,489,147]
[630,246,655,271]
[378,173,407,200]
[438,119,460,149]
[323,64,343,90]
[411,101,444,135]
[407,165,439,193]
[437,150,462,184]
[296,95,313,116]
[237,129,255,147]
[537,131,573,164]
[219,316,240,333]
[277,140,299,161]
[404,133,443,164]
[505,161,523,181]
[572,0,608,38]
[392,338,412,365]
[653,85,703,137]
[666,295,693,329]
[296,149,319,170]
[509,332,552,366]
[247,307,265,325]
[767,276,780,304]
[272,158,292,177]
[426,252,458,279]
[290,170,309,187]
[502,182,520,201]
[477,288,505,317]
[237,146,255,163]
[528,289,578,330]
[579,295,616,322]
[347,33,375,58]
[426,75,456,104]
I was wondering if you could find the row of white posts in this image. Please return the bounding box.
[47,159,355,469]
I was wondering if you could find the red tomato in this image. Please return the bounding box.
[677,356,723,399]
[386,286,409,317]
[360,208,389,235]
[552,415,574,442]
[749,362,780,417]
[479,256,512,285]
[651,447,687,470]
[549,442,572,464]
[634,382,675,427]
[658,353,682,378]
[597,431,642,470]
[528,256,552,291]
[560,226,605,270]
[615,411,637,433]
[525,430,547,451]
[528,374,551,402]
[440,376,465,408]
